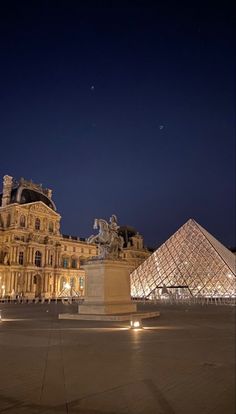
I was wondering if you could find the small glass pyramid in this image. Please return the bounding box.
[130,219,236,299]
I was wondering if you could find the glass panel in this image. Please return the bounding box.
[131,219,236,299]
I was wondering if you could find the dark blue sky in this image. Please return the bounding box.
[0,1,235,248]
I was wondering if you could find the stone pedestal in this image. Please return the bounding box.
[79,259,137,315]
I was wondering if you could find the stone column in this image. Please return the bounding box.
[44,273,48,293]
[9,272,13,292]
[15,246,19,264]
[25,273,29,292]
[26,247,30,264]
[54,273,59,296]
[45,249,48,266]
[31,248,34,265]
[11,247,15,264]
[5,269,10,293]
[14,272,18,291]
[28,273,32,291]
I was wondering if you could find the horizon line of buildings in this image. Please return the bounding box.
[1,174,235,301]
[0,175,150,299]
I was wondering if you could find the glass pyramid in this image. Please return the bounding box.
[130,219,236,299]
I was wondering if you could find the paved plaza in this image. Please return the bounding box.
[0,302,235,414]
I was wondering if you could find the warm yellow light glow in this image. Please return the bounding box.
[130,318,143,329]
[64,283,71,289]
[130,219,236,301]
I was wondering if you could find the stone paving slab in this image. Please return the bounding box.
[0,302,235,413]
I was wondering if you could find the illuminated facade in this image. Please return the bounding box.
[0,175,149,299]
[119,225,150,272]
[131,219,236,299]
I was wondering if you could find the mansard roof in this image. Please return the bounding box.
[0,178,56,211]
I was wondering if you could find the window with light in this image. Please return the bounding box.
[35,251,42,267]
[20,215,26,227]
[49,222,54,233]
[19,251,24,265]
[35,218,40,230]
[63,258,68,268]
[71,259,77,269]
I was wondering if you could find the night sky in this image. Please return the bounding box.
[0,1,235,248]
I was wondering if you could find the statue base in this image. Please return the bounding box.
[79,259,137,315]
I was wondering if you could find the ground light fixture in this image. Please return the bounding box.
[130,316,143,329]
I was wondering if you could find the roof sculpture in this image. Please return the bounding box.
[0,175,56,211]
[130,219,236,299]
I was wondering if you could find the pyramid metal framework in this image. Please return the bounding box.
[130,219,236,299]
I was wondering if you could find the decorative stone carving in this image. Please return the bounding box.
[87,215,124,260]
[19,178,48,195]
[2,175,13,207]
[14,210,18,224]
[30,204,50,214]
[27,232,34,242]
[47,189,52,199]
[32,204,54,216]
[3,248,10,265]
[55,221,60,232]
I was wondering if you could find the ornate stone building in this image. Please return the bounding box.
[0,175,150,299]
[119,225,150,271]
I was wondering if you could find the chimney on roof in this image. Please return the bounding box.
[2,175,13,207]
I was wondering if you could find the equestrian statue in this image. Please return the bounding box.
[87,214,124,259]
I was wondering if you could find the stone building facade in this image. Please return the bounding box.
[0,175,150,299]
[119,226,150,271]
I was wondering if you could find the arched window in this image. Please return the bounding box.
[19,251,24,265]
[60,276,66,291]
[62,257,69,268]
[50,254,53,266]
[49,222,54,233]
[7,214,11,227]
[71,259,77,269]
[20,215,26,227]
[35,251,42,267]
[35,218,40,230]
